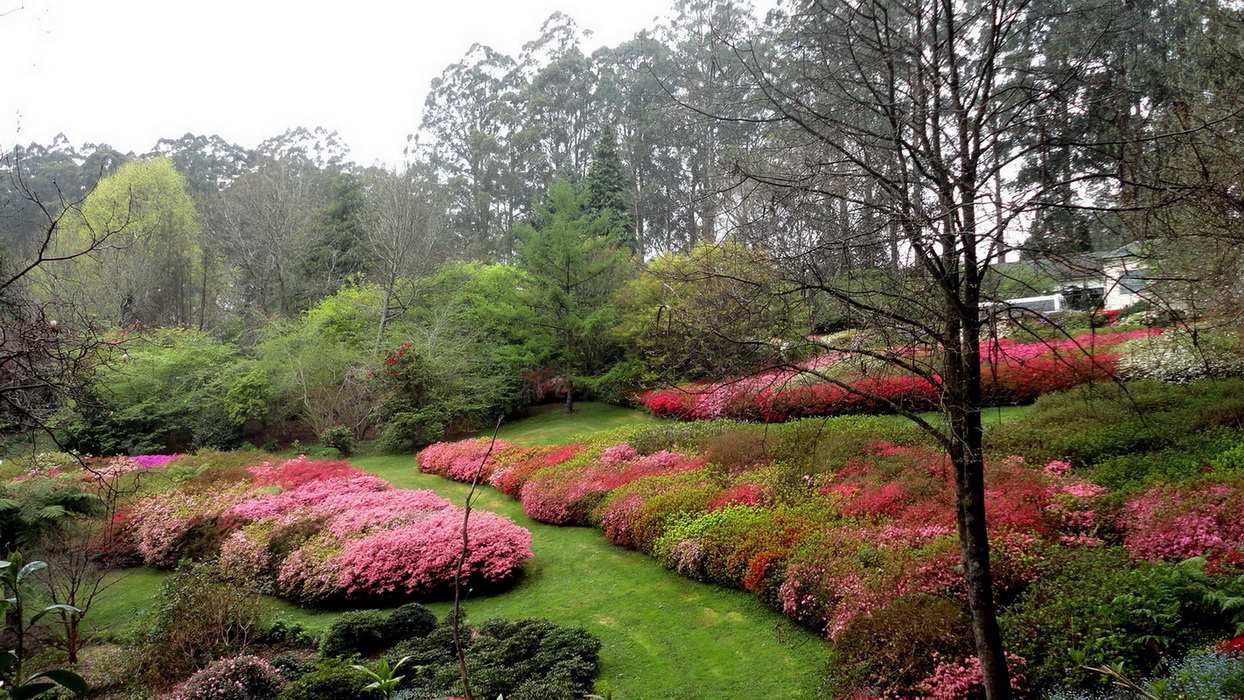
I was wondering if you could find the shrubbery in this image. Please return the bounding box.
[169,655,284,700]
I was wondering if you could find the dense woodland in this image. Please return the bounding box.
[3,0,1244,698]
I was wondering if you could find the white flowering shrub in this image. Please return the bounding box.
[1118,329,1244,383]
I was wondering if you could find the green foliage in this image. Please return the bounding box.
[0,475,105,553]
[516,179,630,398]
[134,564,268,689]
[388,618,601,700]
[278,659,380,700]
[613,242,805,381]
[319,610,392,659]
[990,380,1244,484]
[384,603,438,643]
[59,157,203,327]
[0,554,90,698]
[62,328,249,455]
[320,426,355,456]
[1001,548,1238,695]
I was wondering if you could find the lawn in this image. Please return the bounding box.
[476,401,661,446]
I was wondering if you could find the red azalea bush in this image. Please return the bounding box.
[417,438,515,482]
[1120,477,1244,561]
[249,456,362,488]
[641,330,1153,423]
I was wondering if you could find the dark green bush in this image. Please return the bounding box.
[1001,547,1235,695]
[387,617,601,700]
[194,412,245,451]
[319,610,392,659]
[319,425,355,456]
[385,602,438,643]
[277,660,380,700]
[990,380,1244,483]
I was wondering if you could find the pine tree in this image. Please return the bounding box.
[584,126,636,253]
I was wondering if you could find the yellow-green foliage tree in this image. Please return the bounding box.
[614,242,807,381]
[61,158,203,327]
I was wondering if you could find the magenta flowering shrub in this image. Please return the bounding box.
[168,654,283,700]
[417,438,514,482]
[231,474,391,520]
[1120,478,1244,561]
[339,510,532,597]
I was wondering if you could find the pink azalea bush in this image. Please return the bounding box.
[122,452,532,604]
[417,437,515,482]
[916,652,1027,699]
[1120,478,1244,561]
[339,510,533,597]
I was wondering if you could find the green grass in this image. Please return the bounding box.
[477,401,660,446]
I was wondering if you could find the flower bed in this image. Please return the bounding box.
[121,455,532,604]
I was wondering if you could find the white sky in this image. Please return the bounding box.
[0,0,676,167]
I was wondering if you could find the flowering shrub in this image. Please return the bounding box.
[168,654,283,700]
[128,483,255,567]
[133,454,182,468]
[916,653,1026,699]
[339,510,532,597]
[641,330,1152,423]
[488,444,589,497]
[1120,478,1244,561]
[249,456,362,488]
[1118,329,1244,383]
[519,450,701,525]
[417,437,514,482]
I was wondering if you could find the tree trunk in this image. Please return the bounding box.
[945,290,1010,700]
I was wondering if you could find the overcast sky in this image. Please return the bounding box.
[1,0,676,167]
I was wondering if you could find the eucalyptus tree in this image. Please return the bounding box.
[419,44,524,259]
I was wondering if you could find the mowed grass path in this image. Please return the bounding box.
[91,403,829,699]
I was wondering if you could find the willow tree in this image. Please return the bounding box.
[58,158,203,328]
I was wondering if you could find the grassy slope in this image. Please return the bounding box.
[484,401,660,445]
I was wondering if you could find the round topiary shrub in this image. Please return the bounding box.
[169,654,284,700]
[386,602,438,642]
[278,660,380,700]
[320,609,391,659]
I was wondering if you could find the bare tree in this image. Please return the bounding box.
[364,165,452,352]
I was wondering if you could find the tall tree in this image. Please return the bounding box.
[516,180,628,412]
